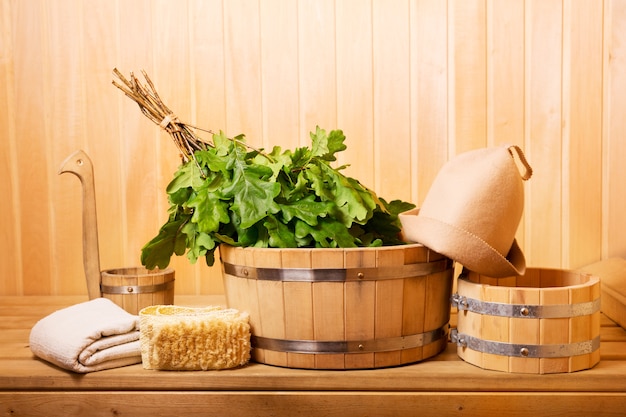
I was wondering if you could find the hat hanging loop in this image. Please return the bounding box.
[507,145,533,181]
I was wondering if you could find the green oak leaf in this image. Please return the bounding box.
[140,216,188,269]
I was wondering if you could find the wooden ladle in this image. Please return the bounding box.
[58,150,101,300]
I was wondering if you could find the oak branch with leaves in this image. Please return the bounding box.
[113,69,415,269]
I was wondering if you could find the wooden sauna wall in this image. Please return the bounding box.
[1,0,625,296]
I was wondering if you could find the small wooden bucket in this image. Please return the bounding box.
[100,267,175,315]
[220,243,454,369]
[452,268,601,374]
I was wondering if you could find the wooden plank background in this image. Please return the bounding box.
[1,0,624,296]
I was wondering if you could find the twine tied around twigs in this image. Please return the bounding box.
[112,68,209,162]
[112,68,272,167]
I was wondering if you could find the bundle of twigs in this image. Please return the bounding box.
[112,68,212,162]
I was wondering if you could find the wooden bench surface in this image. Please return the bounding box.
[2,295,626,416]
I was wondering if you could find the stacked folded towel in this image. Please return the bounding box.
[29,298,141,373]
[139,305,251,370]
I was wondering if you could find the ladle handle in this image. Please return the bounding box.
[59,150,102,300]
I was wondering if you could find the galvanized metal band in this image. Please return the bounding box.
[223,259,452,282]
[100,279,174,295]
[450,329,600,358]
[252,325,448,354]
[451,293,600,319]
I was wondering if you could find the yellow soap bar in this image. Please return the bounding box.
[139,305,251,370]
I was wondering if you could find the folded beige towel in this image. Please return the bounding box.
[29,298,141,373]
[140,305,251,370]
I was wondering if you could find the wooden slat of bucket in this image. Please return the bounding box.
[101,272,123,311]
[423,268,453,359]
[589,279,602,368]
[482,285,510,372]
[374,278,404,368]
[255,280,285,366]
[312,282,345,369]
[103,271,138,314]
[222,256,262,362]
[539,268,562,288]
[137,272,153,310]
[344,248,377,369]
[284,281,314,368]
[456,277,483,367]
[252,249,287,367]
[509,287,540,373]
[124,273,139,314]
[245,278,263,363]
[400,245,430,364]
[539,285,570,374]
[282,248,314,369]
[311,249,346,369]
[401,276,426,364]
[516,268,541,288]
[569,280,595,372]
[374,247,405,368]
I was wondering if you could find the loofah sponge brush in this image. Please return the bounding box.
[139,305,251,370]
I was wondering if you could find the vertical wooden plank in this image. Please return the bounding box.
[189,0,227,295]
[297,0,336,142]
[516,268,541,288]
[588,278,602,369]
[223,0,262,144]
[0,0,22,295]
[312,249,346,369]
[101,272,122,312]
[44,0,90,294]
[374,279,404,368]
[539,287,570,374]
[450,0,487,154]
[344,249,376,368]
[255,279,287,367]
[281,249,315,368]
[313,282,346,369]
[401,246,430,362]
[568,283,592,372]
[284,281,315,368]
[422,267,452,359]
[486,0,525,147]
[524,0,563,269]
[81,0,124,287]
[123,274,139,315]
[604,0,626,260]
[563,0,603,269]
[259,0,299,150]
[11,0,53,295]
[481,285,510,372]
[509,288,540,373]
[246,277,263,363]
[335,0,374,188]
[401,275,426,364]
[455,278,483,368]
[151,1,196,294]
[372,0,411,201]
[115,0,169,295]
[412,0,449,203]
[486,0,526,249]
[138,271,155,312]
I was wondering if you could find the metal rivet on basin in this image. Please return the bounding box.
[127,287,134,293]
[520,347,529,357]
[520,307,530,316]
[357,272,364,280]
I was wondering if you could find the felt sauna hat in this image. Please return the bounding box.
[399,144,533,277]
